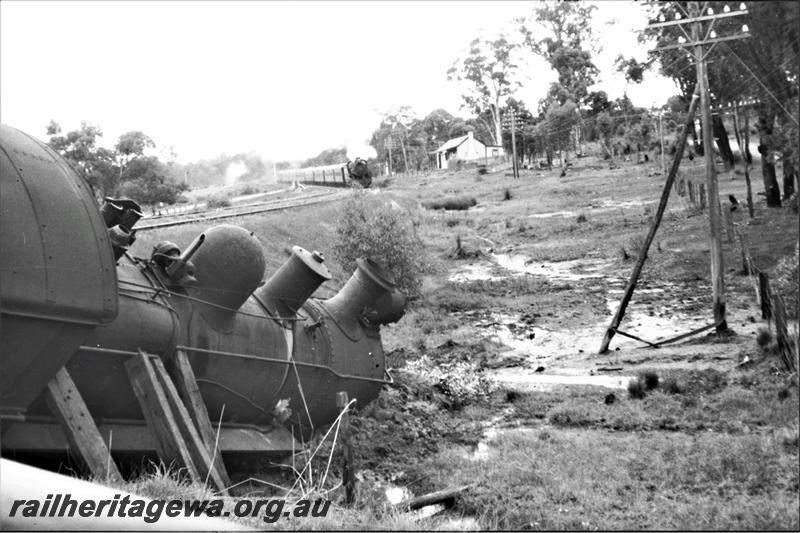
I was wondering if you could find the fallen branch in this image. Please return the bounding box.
[395,485,471,512]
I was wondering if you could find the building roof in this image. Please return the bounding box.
[433,134,471,153]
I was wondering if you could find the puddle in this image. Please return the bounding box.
[492,367,634,391]
[600,199,653,209]
[384,485,444,519]
[449,254,614,283]
[528,210,581,219]
[384,485,414,505]
[494,254,613,281]
[448,254,722,391]
[526,199,658,219]
[448,263,503,282]
[471,312,602,360]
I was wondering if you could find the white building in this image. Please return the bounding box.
[432,131,505,170]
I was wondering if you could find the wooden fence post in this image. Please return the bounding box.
[735,229,750,275]
[758,271,772,321]
[699,183,707,210]
[688,181,696,206]
[722,208,735,244]
[773,295,795,372]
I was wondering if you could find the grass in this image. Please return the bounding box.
[424,428,798,530]
[119,153,799,530]
[403,364,799,530]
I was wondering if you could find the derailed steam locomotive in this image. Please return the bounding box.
[0,124,405,460]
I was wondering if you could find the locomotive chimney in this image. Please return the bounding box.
[255,246,332,318]
[324,258,405,326]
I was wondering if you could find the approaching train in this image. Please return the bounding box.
[276,158,373,188]
[0,124,403,461]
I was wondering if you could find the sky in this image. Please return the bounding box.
[0,1,678,164]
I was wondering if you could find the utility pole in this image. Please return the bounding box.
[502,109,525,179]
[691,0,725,331]
[649,1,751,333]
[658,110,666,177]
[384,137,397,176]
[511,113,518,179]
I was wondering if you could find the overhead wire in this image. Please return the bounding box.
[721,42,799,126]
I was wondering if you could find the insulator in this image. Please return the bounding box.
[658,13,665,22]
[678,36,687,43]
[675,12,682,20]
[710,30,717,38]
[723,4,731,13]
[739,2,746,10]
[742,24,749,32]
[707,7,714,15]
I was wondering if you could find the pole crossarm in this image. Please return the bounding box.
[652,32,750,52]
[647,8,749,29]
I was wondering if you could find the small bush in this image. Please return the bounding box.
[627,234,647,258]
[660,376,684,394]
[756,328,773,348]
[422,196,477,211]
[628,378,647,399]
[503,189,513,201]
[238,185,258,195]
[639,371,660,390]
[576,213,587,223]
[333,191,427,299]
[206,196,231,208]
[405,357,496,410]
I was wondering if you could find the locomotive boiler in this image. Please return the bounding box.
[0,124,405,460]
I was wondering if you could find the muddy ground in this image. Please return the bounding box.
[333,157,799,529]
[131,154,798,529]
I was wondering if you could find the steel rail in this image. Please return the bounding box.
[137,189,345,231]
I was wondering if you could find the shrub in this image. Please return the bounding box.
[628,378,647,399]
[237,185,258,196]
[422,196,477,211]
[206,195,231,208]
[503,189,513,201]
[756,328,773,348]
[406,357,496,410]
[332,190,427,299]
[639,371,660,390]
[576,213,587,223]
[660,376,684,394]
[627,234,647,258]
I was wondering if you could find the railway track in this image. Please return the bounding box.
[137,187,346,231]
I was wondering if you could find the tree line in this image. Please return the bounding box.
[44,121,285,206]
[365,0,797,206]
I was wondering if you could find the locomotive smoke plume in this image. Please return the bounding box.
[225,161,248,186]
[346,144,377,161]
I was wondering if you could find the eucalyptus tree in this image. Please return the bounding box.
[448,35,520,146]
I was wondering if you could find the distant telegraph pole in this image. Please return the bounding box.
[383,137,398,176]
[501,110,525,179]
[650,1,751,332]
